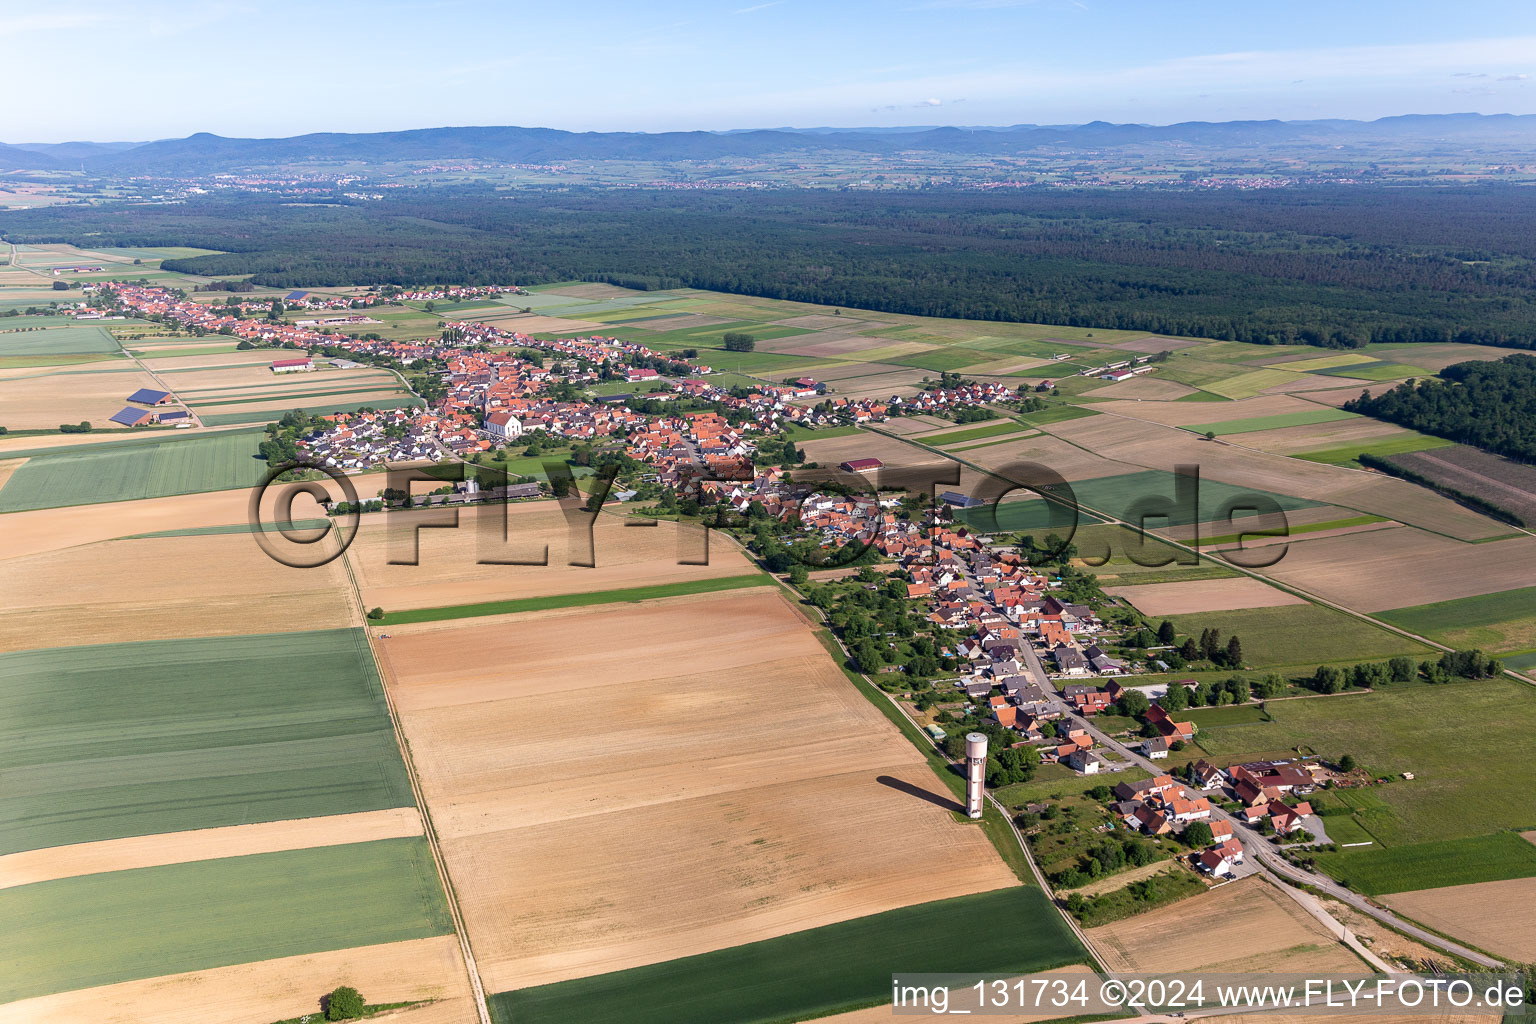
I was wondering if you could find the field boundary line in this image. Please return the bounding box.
[335,525,493,1024]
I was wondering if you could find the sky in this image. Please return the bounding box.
[5,0,1536,142]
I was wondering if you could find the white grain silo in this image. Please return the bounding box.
[965,732,987,819]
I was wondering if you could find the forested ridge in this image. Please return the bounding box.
[7,186,1536,348]
[1345,355,1536,462]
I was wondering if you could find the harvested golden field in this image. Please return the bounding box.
[347,502,755,613]
[140,352,280,372]
[0,936,475,1024]
[0,472,377,561]
[191,388,409,419]
[1046,414,1507,539]
[879,415,955,435]
[1089,876,1362,975]
[1382,878,1536,962]
[0,367,167,430]
[1080,376,1198,401]
[175,367,398,400]
[376,588,1016,991]
[1104,577,1306,615]
[0,531,356,651]
[1260,528,1536,612]
[0,809,422,890]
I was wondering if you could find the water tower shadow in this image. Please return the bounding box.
[876,774,963,814]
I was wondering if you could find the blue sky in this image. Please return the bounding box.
[6,0,1535,142]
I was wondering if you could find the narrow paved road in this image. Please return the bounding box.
[1055,703,1500,969]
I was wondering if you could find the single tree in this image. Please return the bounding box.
[1156,619,1176,645]
[325,986,366,1021]
[1184,821,1214,847]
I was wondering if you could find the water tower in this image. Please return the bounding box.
[965,733,987,820]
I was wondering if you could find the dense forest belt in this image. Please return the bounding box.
[1346,354,1536,462]
[8,186,1536,349]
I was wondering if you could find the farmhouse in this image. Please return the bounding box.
[624,366,661,383]
[271,357,314,373]
[158,409,191,423]
[127,388,173,405]
[108,406,157,428]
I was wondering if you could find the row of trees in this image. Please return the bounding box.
[1310,650,1501,693]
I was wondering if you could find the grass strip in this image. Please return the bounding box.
[374,573,774,625]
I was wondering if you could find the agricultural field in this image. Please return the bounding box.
[1382,865,1536,962]
[0,628,414,855]
[1104,577,1306,615]
[493,887,1084,1024]
[3,937,476,1024]
[374,587,1020,995]
[0,362,168,429]
[346,501,758,615]
[1,837,452,1004]
[0,324,121,357]
[0,427,268,512]
[1089,876,1363,974]
[1384,444,1536,525]
[0,529,356,651]
[1259,528,1536,612]
[1311,832,1536,896]
[1377,585,1536,656]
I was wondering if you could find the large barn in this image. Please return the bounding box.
[127,388,173,405]
[108,406,156,427]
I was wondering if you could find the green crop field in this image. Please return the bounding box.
[783,422,864,439]
[1202,368,1302,399]
[0,429,269,512]
[1183,408,1356,435]
[1,837,451,1003]
[377,573,773,625]
[490,886,1085,1024]
[1377,585,1536,654]
[955,496,1105,534]
[0,325,120,356]
[1292,432,1454,467]
[1194,679,1536,846]
[1168,603,1428,667]
[1068,469,1321,528]
[918,421,1029,446]
[1310,831,1536,895]
[0,628,414,856]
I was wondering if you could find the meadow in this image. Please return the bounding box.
[1166,603,1430,666]
[1067,469,1322,528]
[0,427,267,511]
[1181,407,1356,435]
[0,324,120,356]
[0,628,414,855]
[0,836,452,1003]
[490,887,1082,1024]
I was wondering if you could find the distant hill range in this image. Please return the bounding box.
[5,113,1536,174]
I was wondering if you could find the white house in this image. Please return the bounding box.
[484,411,523,439]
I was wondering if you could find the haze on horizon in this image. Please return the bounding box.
[4,0,1535,144]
